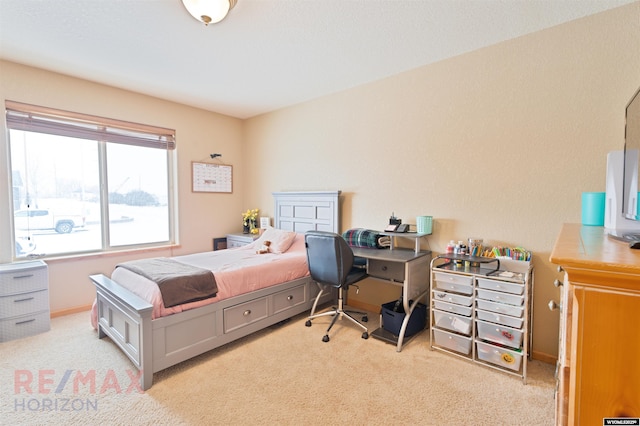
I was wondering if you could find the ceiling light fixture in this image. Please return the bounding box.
[181,0,238,26]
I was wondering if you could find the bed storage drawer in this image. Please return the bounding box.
[273,283,306,314]
[224,297,269,333]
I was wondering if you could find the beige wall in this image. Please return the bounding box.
[0,3,638,360]
[0,61,245,313]
[243,3,640,360]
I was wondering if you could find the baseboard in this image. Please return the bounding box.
[51,304,92,318]
[348,299,381,315]
[531,350,557,365]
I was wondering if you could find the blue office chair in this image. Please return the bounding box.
[304,230,369,342]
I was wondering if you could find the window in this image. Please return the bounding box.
[6,101,176,258]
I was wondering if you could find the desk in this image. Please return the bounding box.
[351,247,431,351]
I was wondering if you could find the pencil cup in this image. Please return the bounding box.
[416,216,433,234]
[581,192,605,226]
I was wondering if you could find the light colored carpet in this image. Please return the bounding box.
[1,310,555,425]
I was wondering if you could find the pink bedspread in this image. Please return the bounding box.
[91,234,309,326]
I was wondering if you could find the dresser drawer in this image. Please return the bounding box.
[0,311,50,342]
[0,289,49,320]
[272,284,306,314]
[432,328,472,355]
[433,299,472,317]
[0,263,48,296]
[476,277,524,295]
[476,319,523,349]
[224,296,269,333]
[433,271,473,295]
[367,259,404,282]
[476,288,524,306]
[432,290,472,306]
[433,309,472,335]
[476,298,523,318]
[476,308,524,329]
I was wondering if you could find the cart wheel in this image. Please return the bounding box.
[362,315,368,322]
[322,335,330,342]
[305,320,312,327]
[362,332,369,339]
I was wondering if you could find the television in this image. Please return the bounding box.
[623,86,640,221]
[605,87,640,244]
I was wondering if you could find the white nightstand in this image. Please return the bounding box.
[0,260,50,342]
[226,233,259,249]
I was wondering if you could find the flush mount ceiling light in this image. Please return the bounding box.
[181,0,238,26]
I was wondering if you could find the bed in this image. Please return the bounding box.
[90,191,341,390]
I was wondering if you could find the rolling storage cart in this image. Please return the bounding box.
[429,254,533,383]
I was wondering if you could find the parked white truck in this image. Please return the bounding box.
[14,209,85,234]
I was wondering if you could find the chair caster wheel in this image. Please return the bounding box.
[362,315,368,322]
[305,320,312,327]
[362,332,369,339]
[322,335,330,342]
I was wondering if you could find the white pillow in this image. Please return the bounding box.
[254,228,297,254]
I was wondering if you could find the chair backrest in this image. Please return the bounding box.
[305,230,355,288]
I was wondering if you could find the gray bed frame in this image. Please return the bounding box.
[90,191,340,390]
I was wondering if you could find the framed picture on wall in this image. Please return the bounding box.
[192,162,233,193]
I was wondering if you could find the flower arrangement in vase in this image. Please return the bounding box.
[242,208,259,234]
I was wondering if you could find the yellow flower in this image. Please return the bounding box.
[242,208,259,226]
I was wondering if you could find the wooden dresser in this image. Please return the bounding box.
[550,224,640,425]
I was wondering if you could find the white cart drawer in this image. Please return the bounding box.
[224,296,269,333]
[0,262,48,296]
[272,284,306,314]
[432,290,472,306]
[0,289,49,320]
[433,299,472,317]
[476,308,524,329]
[476,340,523,371]
[476,299,523,318]
[476,319,523,349]
[433,328,472,355]
[476,288,524,306]
[433,309,472,335]
[433,272,473,295]
[0,311,50,342]
[476,277,524,295]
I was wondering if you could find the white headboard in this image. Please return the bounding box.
[273,191,341,234]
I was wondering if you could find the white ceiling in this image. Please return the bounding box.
[0,0,635,119]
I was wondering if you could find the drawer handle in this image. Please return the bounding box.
[548,300,561,311]
[14,297,35,303]
[553,279,563,288]
[16,318,36,325]
[13,274,34,280]
[381,266,387,271]
[243,310,252,316]
[287,295,293,301]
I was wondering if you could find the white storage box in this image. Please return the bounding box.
[476,288,524,306]
[476,319,523,349]
[433,271,473,295]
[432,290,472,306]
[476,298,523,318]
[432,328,472,355]
[433,299,472,317]
[476,340,523,371]
[433,309,472,335]
[476,309,524,329]
[476,277,524,295]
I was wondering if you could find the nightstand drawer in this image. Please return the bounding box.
[226,233,258,248]
[0,289,49,320]
[0,311,50,342]
[0,262,48,296]
[367,259,404,282]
